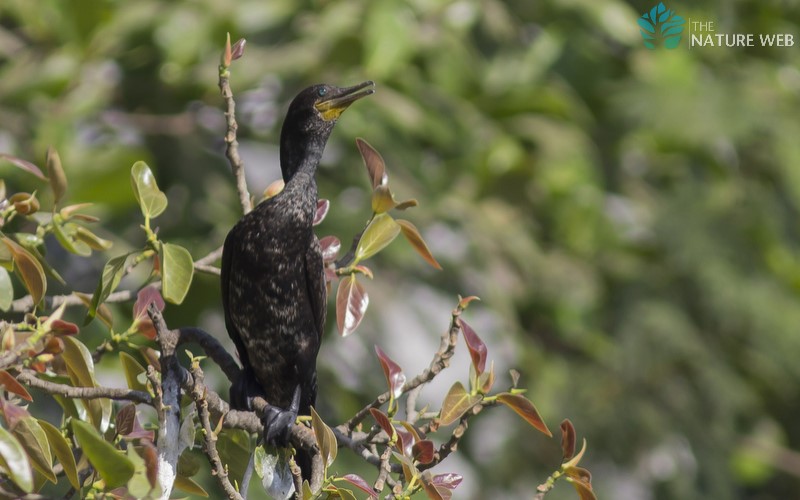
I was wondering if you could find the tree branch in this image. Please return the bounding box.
[218,50,251,216]
[16,369,152,405]
[190,359,242,500]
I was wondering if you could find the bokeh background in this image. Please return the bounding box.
[3,0,800,498]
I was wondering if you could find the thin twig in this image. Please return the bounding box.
[338,305,462,434]
[218,55,251,215]
[16,369,152,404]
[190,360,243,500]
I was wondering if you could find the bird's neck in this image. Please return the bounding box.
[280,132,327,182]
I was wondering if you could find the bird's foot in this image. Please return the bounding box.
[229,366,267,411]
[263,386,301,447]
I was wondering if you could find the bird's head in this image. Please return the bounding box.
[280,81,375,180]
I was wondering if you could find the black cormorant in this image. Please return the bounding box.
[220,81,374,478]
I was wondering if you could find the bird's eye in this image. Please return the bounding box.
[317,87,327,97]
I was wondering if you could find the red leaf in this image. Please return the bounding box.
[374,345,406,398]
[313,199,330,226]
[369,408,395,440]
[342,474,378,498]
[336,275,368,337]
[412,440,435,464]
[0,398,32,429]
[133,286,165,320]
[141,440,159,488]
[319,236,341,263]
[116,404,136,435]
[395,219,442,270]
[395,425,414,456]
[561,419,577,461]
[497,393,551,437]
[0,153,45,179]
[431,473,463,490]
[356,138,387,188]
[0,370,32,401]
[50,319,79,336]
[231,38,246,60]
[458,319,487,376]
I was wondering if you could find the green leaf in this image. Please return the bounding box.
[86,253,130,323]
[71,419,135,489]
[130,161,167,219]
[174,474,209,496]
[38,419,80,490]
[496,392,551,437]
[439,381,481,426]
[2,236,46,306]
[310,406,337,467]
[46,146,67,205]
[0,425,33,492]
[159,243,194,304]
[61,337,112,431]
[120,352,148,392]
[12,417,55,483]
[52,218,91,257]
[0,267,12,311]
[354,213,401,263]
[74,226,113,251]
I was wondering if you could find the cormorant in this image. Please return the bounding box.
[221,81,374,479]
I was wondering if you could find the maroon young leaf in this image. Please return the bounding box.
[231,38,246,60]
[395,219,442,270]
[369,408,395,440]
[458,318,487,376]
[496,393,551,437]
[439,381,481,426]
[133,286,166,320]
[395,425,414,456]
[336,274,368,337]
[374,345,406,399]
[0,154,45,179]
[9,192,40,215]
[319,236,341,263]
[0,397,32,429]
[313,199,330,226]
[412,440,435,464]
[431,473,463,490]
[561,418,577,461]
[356,138,387,188]
[0,370,33,401]
[49,319,79,336]
[477,361,495,394]
[341,474,378,498]
[420,471,449,500]
[116,404,137,436]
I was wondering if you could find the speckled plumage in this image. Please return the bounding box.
[220,83,373,476]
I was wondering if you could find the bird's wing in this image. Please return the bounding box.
[221,225,251,370]
[305,235,327,343]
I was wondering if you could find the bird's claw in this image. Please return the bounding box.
[262,386,301,447]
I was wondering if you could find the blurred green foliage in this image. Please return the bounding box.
[3,0,800,498]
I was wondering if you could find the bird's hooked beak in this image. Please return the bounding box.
[315,81,375,121]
